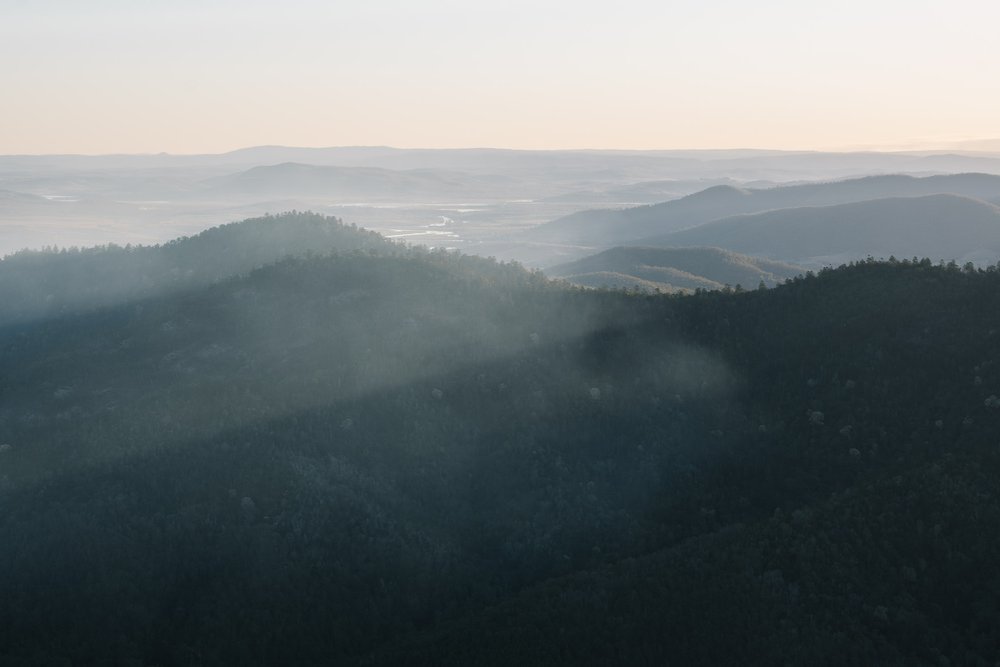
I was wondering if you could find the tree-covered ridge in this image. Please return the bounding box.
[0,211,392,326]
[547,245,804,292]
[2,223,1000,664]
[369,258,1000,665]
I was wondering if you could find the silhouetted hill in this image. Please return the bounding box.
[531,173,1000,246]
[547,246,803,292]
[0,211,393,326]
[641,194,1000,265]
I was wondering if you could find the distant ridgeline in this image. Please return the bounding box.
[2,214,1000,665]
[531,173,1000,268]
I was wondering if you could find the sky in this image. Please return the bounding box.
[2,0,999,154]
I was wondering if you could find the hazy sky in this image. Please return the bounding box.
[3,0,999,154]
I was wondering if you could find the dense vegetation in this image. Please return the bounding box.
[547,246,803,292]
[2,214,1000,665]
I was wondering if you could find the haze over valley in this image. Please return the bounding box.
[6,148,1000,273]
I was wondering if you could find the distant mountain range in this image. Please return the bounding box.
[638,194,1000,266]
[547,246,804,293]
[6,146,1000,272]
[530,173,1000,247]
[4,146,1000,183]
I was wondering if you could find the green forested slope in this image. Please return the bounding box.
[1,217,999,665]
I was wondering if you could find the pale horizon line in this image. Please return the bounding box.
[4,140,1000,159]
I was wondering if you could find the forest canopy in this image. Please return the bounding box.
[1,213,999,665]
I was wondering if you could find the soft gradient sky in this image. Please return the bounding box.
[2,0,999,154]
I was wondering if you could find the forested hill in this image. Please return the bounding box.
[0,211,392,326]
[2,228,1000,664]
[371,259,1000,666]
[547,246,804,292]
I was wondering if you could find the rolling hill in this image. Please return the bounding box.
[4,217,1000,664]
[547,246,804,292]
[530,173,1000,247]
[640,194,1000,266]
[0,211,393,326]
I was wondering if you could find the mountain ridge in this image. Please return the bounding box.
[639,193,1000,266]
[530,172,1000,247]
[547,246,804,292]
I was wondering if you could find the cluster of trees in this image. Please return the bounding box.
[1,216,1000,664]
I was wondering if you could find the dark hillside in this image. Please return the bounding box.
[2,225,1000,665]
[368,259,1000,665]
